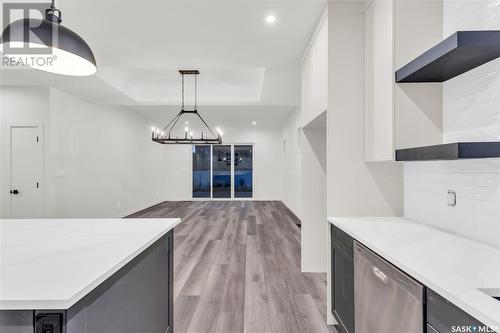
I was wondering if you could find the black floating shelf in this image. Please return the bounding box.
[396,30,500,83]
[396,142,500,161]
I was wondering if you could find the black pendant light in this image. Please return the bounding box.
[0,0,97,76]
[152,70,222,145]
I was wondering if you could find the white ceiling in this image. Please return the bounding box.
[0,0,326,128]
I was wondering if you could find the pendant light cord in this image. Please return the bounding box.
[46,0,62,23]
[181,73,185,110]
[195,74,197,111]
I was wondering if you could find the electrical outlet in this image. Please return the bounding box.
[447,190,457,207]
[35,313,63,333]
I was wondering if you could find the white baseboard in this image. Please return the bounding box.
[280,200,301,221]
[118,199,166,218]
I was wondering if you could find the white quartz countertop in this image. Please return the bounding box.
[328,217,500,329]
[0,218,181,310]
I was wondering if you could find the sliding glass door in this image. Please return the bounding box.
[212,145,232,198]
[234,145,253,198]
[192,144,253,199]
[192,145,211,198]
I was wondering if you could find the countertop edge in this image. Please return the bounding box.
[0,218,181,310]
[327,217,500,330]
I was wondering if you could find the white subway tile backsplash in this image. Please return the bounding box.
[404,160,500,248]
[443,0,500,35]
[443,59,500,143]
[442,0,500,143]
[404,0,500,248]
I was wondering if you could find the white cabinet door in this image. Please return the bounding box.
[314,19,328,115]
[302,49,314,125]
[302,17,328,127]
[364,0,394,161]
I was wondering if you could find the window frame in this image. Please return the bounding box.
[190,143,254,200]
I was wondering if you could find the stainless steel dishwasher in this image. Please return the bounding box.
[354,242,424,333]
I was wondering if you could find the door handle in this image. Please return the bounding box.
[10,189,20,195]
[372,266,389,284]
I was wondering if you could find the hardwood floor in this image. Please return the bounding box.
[129,201,335,333]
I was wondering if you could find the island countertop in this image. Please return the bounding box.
[0,218,181,310]
[328,216,500,330]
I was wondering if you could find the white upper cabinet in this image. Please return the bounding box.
[364,0,394,162]
[302,15,328,127]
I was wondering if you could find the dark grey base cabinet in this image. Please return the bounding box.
[0,230,174,333]
[427,289,489,333]
[331,225,355,333]
[330,224,493,333]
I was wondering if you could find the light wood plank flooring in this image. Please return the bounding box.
[129,201,335,333]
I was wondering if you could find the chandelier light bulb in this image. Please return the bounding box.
[265,15,276,24]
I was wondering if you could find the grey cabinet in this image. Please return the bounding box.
[66,229,174,333]
[331,225,355,333]
[427,289,487,333]
[1,230,174,333]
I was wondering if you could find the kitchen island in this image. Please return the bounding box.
[0,218,180,333]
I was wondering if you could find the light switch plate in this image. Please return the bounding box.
[447,190,457,207]
[55,169,65,177]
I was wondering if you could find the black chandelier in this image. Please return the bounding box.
[152,70,222,145]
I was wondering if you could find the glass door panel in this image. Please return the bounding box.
[212,145,231,198]
[192,145,211,198]
[234,145,253,198]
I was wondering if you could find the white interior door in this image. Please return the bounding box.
[10,126,44,218]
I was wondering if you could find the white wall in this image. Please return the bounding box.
[1,85,284,219]
[1,86,177,218]
[404,0,500,248]
[1,86,50,218]
[301,121,327,272]
[394,0,443,150]
[281,107,302,218]
[327,4,403,218]
[194,126,284,201]
[47,88,178,217]
[326,1,404,324]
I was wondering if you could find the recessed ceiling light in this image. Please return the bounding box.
[252,121,257,125]
[185,121,189,125]
[265,15,276,24]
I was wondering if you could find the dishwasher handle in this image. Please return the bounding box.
[372,266,389,284]
[354,241,424,302]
